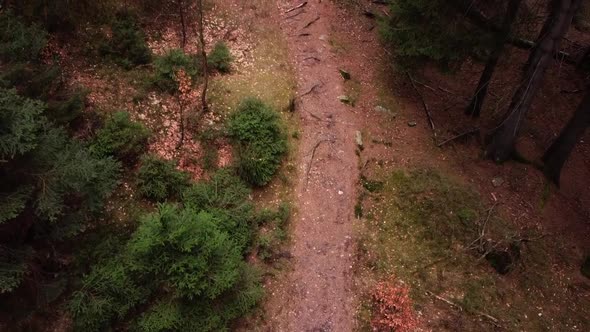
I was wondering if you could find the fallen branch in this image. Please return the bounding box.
[286,10,305,20]
[306,139,334,186]
[426,291,502,328]
[437,128,479,147]
[299,82,322,98]
[302,16,320,29]
[303,56,321,62]
[285,1,307,14]
[407,72,436,138]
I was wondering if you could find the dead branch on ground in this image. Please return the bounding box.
[437,128,480,147]
[285,1,307,13]
[306,138,335,186]
[426,291,502,328]
[299,82,322,98]
[407,72,437,139]
[302,16,320,29]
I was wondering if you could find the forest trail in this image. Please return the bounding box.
[264,1,381,330]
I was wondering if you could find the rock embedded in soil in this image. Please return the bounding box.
[374,105,394,116]
[339,69,351,80]
[338,95,351,104]
[408,121,417,127]
[355,131,364,150]
[492,177,505,187]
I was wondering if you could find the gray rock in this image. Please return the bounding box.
[355,131,363,150]
[339,69,351,80]
[374,105,396,117]
[338,95,350,104]
[407,121,417,127]
[492,177,505,187]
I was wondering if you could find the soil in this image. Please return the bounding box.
[264,0,590,331]
[263,1,362,330]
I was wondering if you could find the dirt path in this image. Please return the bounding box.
[264,1,365,331]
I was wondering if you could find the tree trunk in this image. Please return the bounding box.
[542,91,590,185]
[179,0,187,50]
[177,96,185,150]
[197,0,209,113]
[486,0,582,162]
[466,0,522,117]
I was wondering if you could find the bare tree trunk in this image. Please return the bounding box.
[177,96,185,150]
[179,0,187,50]
[485,0,582,162]
[542,91,590,185]
[197,0,209,113]
[466,0,522,117]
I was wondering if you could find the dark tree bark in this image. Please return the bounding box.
[178,0,187,50]
[466,0,522,117]
[486,0,582,162]
[542,91,590,185]
[197,0,209,113]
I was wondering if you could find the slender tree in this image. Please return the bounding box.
[466,0,522,117]
[197,0,209,113]
[178,0,187,50]
[486,0,582,162]
[543,91,590,185]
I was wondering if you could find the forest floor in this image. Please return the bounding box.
[28,0,590,330]
[261,0,590,331]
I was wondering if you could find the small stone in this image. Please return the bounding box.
[492,177,504,187]
[319,34,329,41]
[338,190,344,195]
[339,69,351,80]
[407,121,417,127]
[338,95,350,104]
[355,131,364,150]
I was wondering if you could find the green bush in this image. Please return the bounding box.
[32,127,121,221]
[228,98,287,186]
[90,111,150,161]
[46,89,88,126]
[0,11,47,62]
[0,88,45,159]
[69,260,148,332]
[153,49,200,91]
[70,204,263,332]
[208,41,233,73]
[136,155,190,201]
[101,10,152,69]
[381,0,492,69]
[183,169,256,252]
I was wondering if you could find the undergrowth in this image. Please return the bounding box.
[228,98,287,186]
[357,169,590,331]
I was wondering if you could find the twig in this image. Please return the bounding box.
[426,291,462,311]
[560,88,583,94]
[303,56,321,62]
[437,128,479,147]
[302,16,320,29]
[286,10,305,20]
[299,82,322,98]
[407,72,436,138]
[412,78,436,92]
[285,1,307,13]
[306,139,334,186]
[426,291,502,328]
[438,86,456,95]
